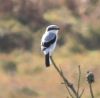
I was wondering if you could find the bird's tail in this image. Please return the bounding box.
[45,53,50,67]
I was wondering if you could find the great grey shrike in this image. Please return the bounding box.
[41,25,60,67]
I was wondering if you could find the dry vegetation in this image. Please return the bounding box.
[0,0,100,98]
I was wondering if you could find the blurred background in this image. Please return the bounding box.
[0,0,100,98]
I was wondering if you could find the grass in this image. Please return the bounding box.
[0,49,99,98]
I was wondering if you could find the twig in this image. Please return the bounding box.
[64,82,74,98]
[50,56,78,97]
[60,66,74,98]
[61,82,74,98]
[77,65,81,97]
[79,88,85,98]
[89,83,94,98]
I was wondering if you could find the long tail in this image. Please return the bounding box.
[45,53,50,67]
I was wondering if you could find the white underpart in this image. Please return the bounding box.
[41,30,58,56]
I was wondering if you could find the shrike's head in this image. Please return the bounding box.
[46,25,60,34]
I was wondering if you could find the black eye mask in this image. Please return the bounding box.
[48,27,60,31]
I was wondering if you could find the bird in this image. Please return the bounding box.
[41,25,60,67]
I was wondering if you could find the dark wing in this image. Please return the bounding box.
[42,33,56,48]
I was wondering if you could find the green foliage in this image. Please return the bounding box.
[43,7,77,24]
[0,17,33,34]
[18,87,39,96]
[70,44,83,53]
[86,25,100,50]
[96,92,100,98]
[1,61,17,74]
[0,0,100,53]
[0,17,33,52]
[25,66,43,75]
[33,66,43,74]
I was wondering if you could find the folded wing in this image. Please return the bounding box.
[42,33,56,49]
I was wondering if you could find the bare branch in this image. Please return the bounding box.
[79,88,85,98]
[50,56,78,97]
[64,82,74,98]
[50,56,95,98]
[61,82,74,98]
